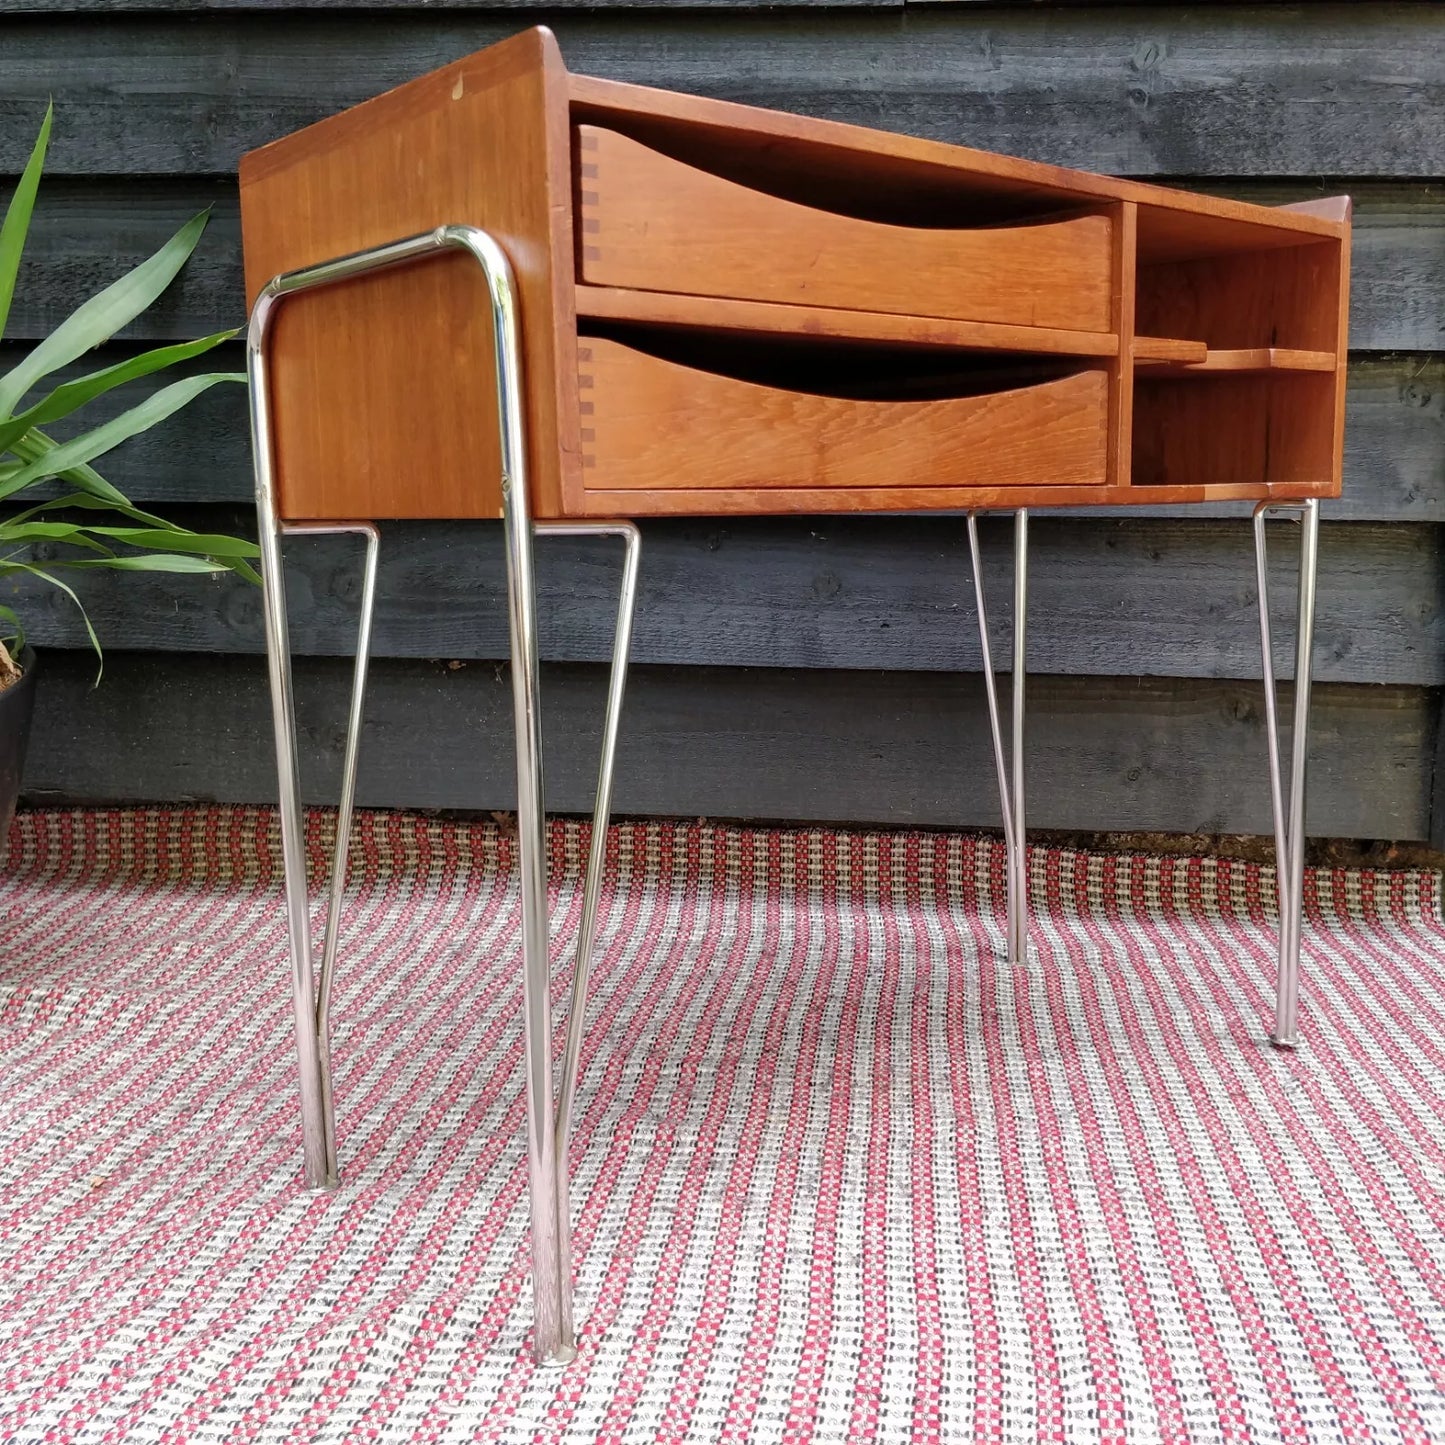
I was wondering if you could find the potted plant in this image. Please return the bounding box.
[0,104,259,851]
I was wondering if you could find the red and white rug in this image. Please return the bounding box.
[2,807,1444,1443]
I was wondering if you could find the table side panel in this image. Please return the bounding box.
[239,27,577,522]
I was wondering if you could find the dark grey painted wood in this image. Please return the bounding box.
[1432,702,1445,851]
[13,515,1444,685]
[4,180,1438,352]
[3,1,1441,840]
[22,651,1435,840]
[2,8,1441,178]
[0,0,1395,8]
[11,347,1441,523]
[10,0,889,9]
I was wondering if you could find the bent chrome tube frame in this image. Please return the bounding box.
[247,225,640,1364]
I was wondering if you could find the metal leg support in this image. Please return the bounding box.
[1252,498,1320,1048]
[249,300,380,1191]
[967,509,1029,964]
[256,513,378,1190]
[537,520,640,1357]
[248,225,638,1362]
[502,516,639,1362]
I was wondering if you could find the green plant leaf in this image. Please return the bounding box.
[0,209,211,418]
[0,330,238,455]
[0,101,52,345]
[7,429,130,505]
[24,489,179,530]
[0,604,26,654]
[5,561,102,678]
[0,492,89,528]
[0,519,115,554]
[43,553,228,574]
[0,373,241,499]
[3,492,260,589]
[81,525,260,558]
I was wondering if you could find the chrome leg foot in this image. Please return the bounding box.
[968,510,1029,965]
[1253,499,1320,1048]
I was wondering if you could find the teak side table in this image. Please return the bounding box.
[239,26,1351,1363]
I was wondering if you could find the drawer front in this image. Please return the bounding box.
[577,340,1109,495]
[576,126,1114,333]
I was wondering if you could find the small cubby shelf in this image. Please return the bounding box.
[1125,198,1348,493]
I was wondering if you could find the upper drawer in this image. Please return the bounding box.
[575,126,1115,333]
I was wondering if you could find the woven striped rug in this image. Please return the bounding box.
[2,807,1444,1444]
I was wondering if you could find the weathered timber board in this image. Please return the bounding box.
[9,515,1442,685]
[4,180,1439,352]
[10,0,889,10]
[22,652,1435,841]
[0,8,1441,178]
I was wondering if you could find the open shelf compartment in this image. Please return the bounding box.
[1125,197,1349,494]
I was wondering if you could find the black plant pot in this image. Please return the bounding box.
[0,647,37,859]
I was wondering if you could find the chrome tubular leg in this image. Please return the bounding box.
[280,520,380,1179]
[537,520,641,1351]
[1252,499,1320,1048]
[251,264,381,1190]
[455,228,572,1366]
[502,483,569,1363]
[967,514,1019,957]
[1010,510,1029,965]
[966,510,1029,965]
[249,315,331,1191]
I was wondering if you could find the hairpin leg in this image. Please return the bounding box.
[967,509,1029,964]
[534,520,640,1355]
[1253,498,1320,1048]
[249,303,380,1190]
[284,520,379,1180]
[248,226,632,1362]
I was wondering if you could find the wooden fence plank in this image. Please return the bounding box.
[1,8,1441,178]
[10,0,888,10]
[22,652,1434,840]
[12,515,1443,685]
[4,180,1439,352]
[4,3,1440,840]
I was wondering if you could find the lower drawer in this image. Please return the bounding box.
[576,339,1109,498]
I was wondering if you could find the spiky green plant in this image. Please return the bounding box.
[0,102,258,682]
